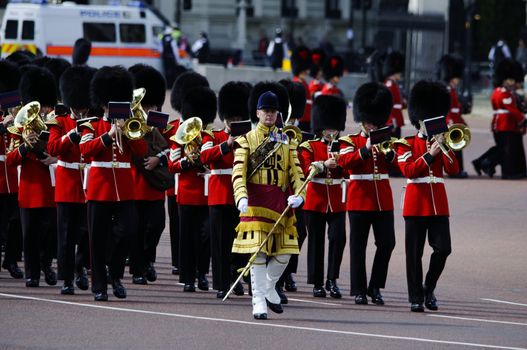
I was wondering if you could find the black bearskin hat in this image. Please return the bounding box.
[248,81,289,124]
[438,54,464,82]
[0,60,21,93]
[291,46,312,76]
[511,60,525,83]
[494,58,517,87]
[170,71,209,113]
[19,66,57,107]
[129,64,167,109]
[6,51,35,67]
[44,57,72,101]
[382,51,405,78]
[323,55,344,81]
[218,81,252,121]
[310,48,327,78]
[90,66,133,108]
[279,79,306,121]
[180,86,217,125]
[311,95,347,133]
[353,82,393,127]
[408,80,450,128]
[72,38,92,66]
[60,65,97,110]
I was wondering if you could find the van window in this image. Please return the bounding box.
[152,26,163,38]
[21,20,34,40]
[83,22,116,42]
[119,23,145,43]
[4,20,18,39]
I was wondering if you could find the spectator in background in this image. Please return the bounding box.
[191,31,210,64]
[515,37,527,72]
[257,30,269,56]
[160,26,180,87]
[267,28,289,71]
[489,38,512,73]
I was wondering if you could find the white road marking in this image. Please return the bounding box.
[1,292,526,350]
[429,314,527,327]
[288,298,342,306]
[482,298,527,307]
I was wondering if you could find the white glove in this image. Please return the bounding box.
[287,195,303,209]
[237,198,248,213]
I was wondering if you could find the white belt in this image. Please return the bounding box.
[407,176,445,184]
[450,108,460,113]
[393,104,403,109]
[494,109,509,114]
[49,164,57,187]
[0,155,5,161]
[349,174,389,181]
[311,178,343,185]
[57,160,86,170]
[210,168,232,175]
[90,161,131,169]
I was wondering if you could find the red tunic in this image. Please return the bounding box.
[0,125,18,194]
[446,85,467,126]
[163,119,180,197]
[491,87,526,132]
[384,79,405,128]
[299,139,345,213]
[394,134,459,217]
[338,132,396,211]
[293,76,312,124]
[308,79,324,99]
[47,115,86,203]
[321,83,344,98]
[200,129,235,206]
[79,118,147,202]
[7,133,55,208]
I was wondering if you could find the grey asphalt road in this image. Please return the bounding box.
[1,99,526,350]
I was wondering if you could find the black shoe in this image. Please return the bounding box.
[275,285,288,304]
[132,275,148,285]
[233,281,244,296]
[75,270,89,291]
[355,294,368,305]
[197,275,209,291]
[325,280,342,299]
[2,262,24,279]
[172,267,179,275]
[94,291,108,301]
[42,266,57,286]
[411,303,425,312]
[146,263,157,282]
[253,313,267,320]
[450,171,468,179]
[60,283,74,295]
[313,286,327,298]
[216,290,227,299]
[284,273,297,292]
[472,160,482,176]
[183,283,195,292]
[266,298,283,314]
[111,278,127,299]
[367,287,384,305]
[25,278,39,287]
[425,292,438,311]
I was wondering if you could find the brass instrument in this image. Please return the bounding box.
[14,101,47,148]
[376,137,397,155]
[445,124,471,151]
[123,88,151,140]
[282,124,302,143]
[172,117,205,168]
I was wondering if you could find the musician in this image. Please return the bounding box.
[168,86,216,292]
[200,81,251,298]
[79,66,147,301]
[308,48,327,100]
[290,46,312,132]
[382,51,406,139]
[393,80,459,312]
[232,86,306,320]
[438,54,469,178]
[339,83,396,305]
[321,55,345,97]
[0,60,23,280]
[48,65,96,294]
[301,94,347,299]
[7,66,59,287]
[165,71,210,275]
[127,64,169,285]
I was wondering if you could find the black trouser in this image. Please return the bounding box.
[278,208,307,286]
[209,205,242,291]
[454,150,464,172]
[405,216,451,303]
[497,131,526,178]
[167,196,180,268]
[348,211,395,295]
[20,207,57,280]
[305,210,346,287]
[0,193,22,266]
[87,201,137,293]
[57,203,89,283]
[178,205,210,284]
[129,200,166,276]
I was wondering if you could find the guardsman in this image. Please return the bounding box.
[232,84,306,320]
[200,81,252,298]
[438,54,469,178]
[338,82,397,305]
[0,60,23,279]
[128,64,169,285]
[290,46,312,132]
[300,94,347,298]
[7,66,59,288]
[393,80,459,312]
[79,66,147,301]
[321,55,345,97]
[48,65,96,294]
[382,51,406,138]
[308,48,327,100]
[168,86,216,292]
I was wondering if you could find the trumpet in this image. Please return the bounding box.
[123,88,151,140]
[172,117,205,168]
[376,137,397,155]
[433,124,471,164]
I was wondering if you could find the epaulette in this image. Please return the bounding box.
[299,140,312,152]
[7,125,21,136]
[202,129,214,138]
[338,135,355,146]
[78,121,94,131]
[45,118,60,127]
[392,138,411,147]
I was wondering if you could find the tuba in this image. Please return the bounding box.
[123,88,151,140]
[14,101,47,148]
[444,124,471,151]
[172,117,205,169]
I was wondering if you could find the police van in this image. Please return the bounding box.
[0,0,168,71]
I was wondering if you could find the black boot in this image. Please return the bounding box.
[325,279,342,298]
[284,273,297,292]
[275,285,288,304]
[367,287,384,305]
